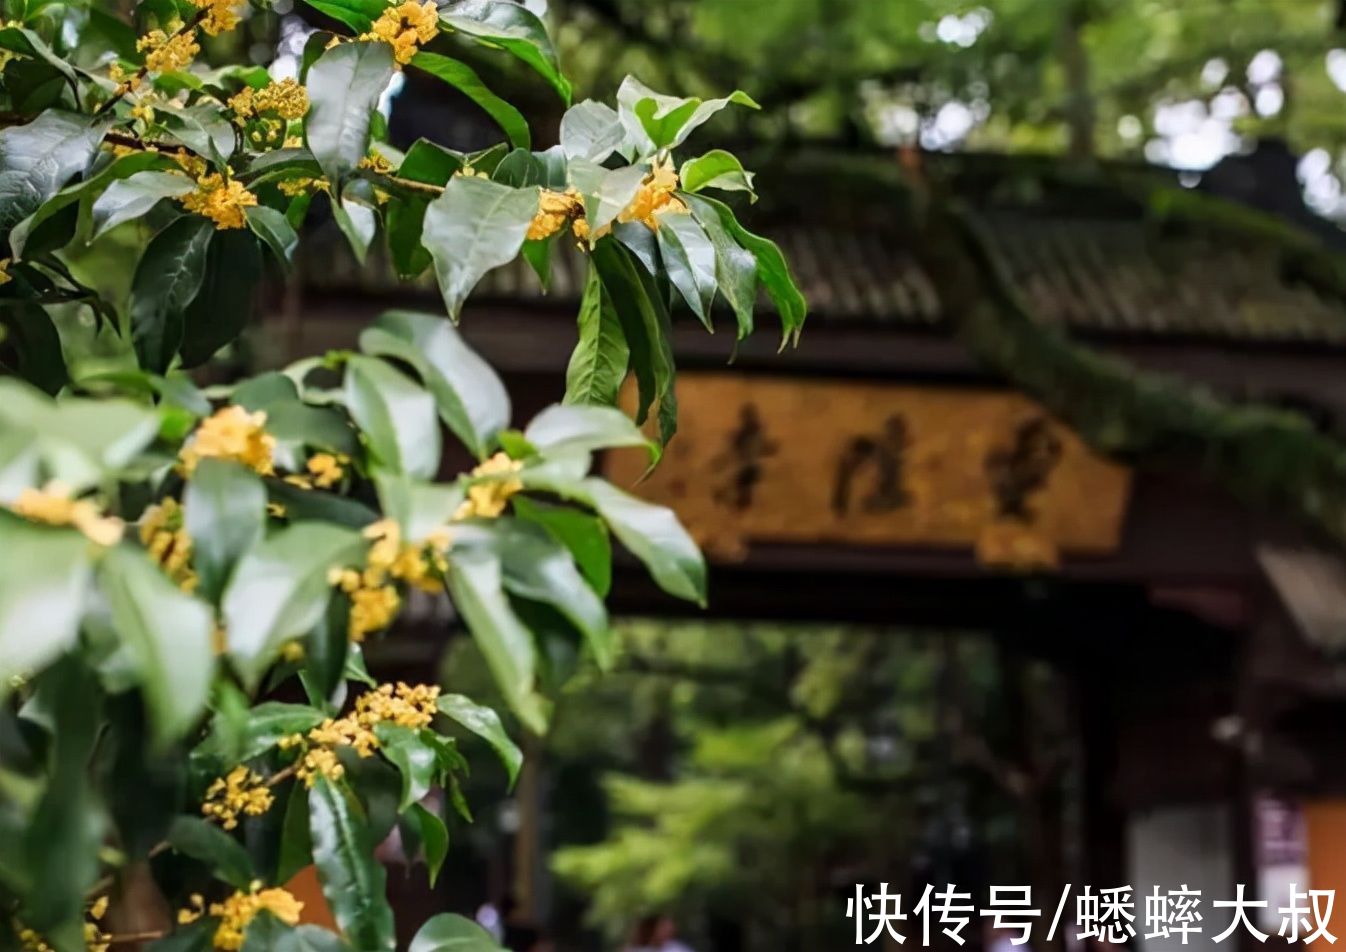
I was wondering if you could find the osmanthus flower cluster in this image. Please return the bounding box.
[0,0,806,947]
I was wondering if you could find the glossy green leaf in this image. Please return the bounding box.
[343,354,442,479]
[358,310,510,460]
[162,105,235,164]
[567,160,644,238]
[147,917,216,952]
[436,693,522,784]
[439,0,571,104]
[305,41,396,181]
[100,544,213,741]
[221,522,365,684]
[90,171,194,241]
[179,226,263,368]
[563,266,628,408]
[422,175,537,321]
[444,544,546,734]
[616,77,759,154]
[511,496,611,598]
[0,110,111,233]
[231,702,326,762]
[244,915,352,952]
[333,193,377,265]
[656,213,717,328]
[129,215,214,373]
[373,472,461,543]
[403,802,448,887]
[276,784,313,885]
[521,474,705,606]
[679,149,756,198]
[689,194,807,345]
[409,913,504,952]
[309,777,395,952]
[590,238,676,442]
[0,518,91,688]
[559,99,625,162]
[246,205,300,266]
[411,52,530,149]
[183,459,267,603]
[397,139,466,185]
[686,193,757,339]
[299,0,383,31]
[166,816,255,890]
[374,724,438,809]
[524,404,654,461]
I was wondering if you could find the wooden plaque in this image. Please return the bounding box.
[602,373,1132,564]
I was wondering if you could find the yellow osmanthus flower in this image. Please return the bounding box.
[9,482,124,546]
[139,497,197,591]
[618,156,687,230]
[189,0,244,35]
[362,0,438,65]
[0,258,11,286]
[278,176,329,197]
[230,78,309,124]
[202,766,274,830]
[137,27,200,73]
[18,899,110,952]
[179,405,276,476]
[454,452,523,520]
[130,100,155,122]
[207,884,303,951]
[180,173,258,230]
[285,451,347,490]
[327,519,451,642]
[283,682,441,786]
[528,188,584,241]
[358,153,395,174]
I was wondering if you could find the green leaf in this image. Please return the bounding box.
[422,176,537,321]
[678,149,757,198]
[147,917,217,952]
[511,496,611,598]
[332,193,377,265]
[409,913,504,952]
[183,459,267,603]
[521,474,706,606]
[436,693,521,785]
[0,27,79,88]
[309,777,395,952]
[688,194,807,346]
[444,544,547,734]
[90,171,193,241]
[298,0,383,31]
[397,139,466,185]
[559,99,625,163]
[1,302,66,394]
[685,193,756,339]
[491,147,566,189]
[276,784,313,884]
[232,702,326,761]
[221,522,365,684]
[410,52,530,149]
[616,77,758,154]
[385,196,431,279]
[402,802,448,887]
[10,150,171,257]
[358,310,510,460]
[305,40,396,181]
[166,816,255,890]
[100,545,214,741]
[179,226,263,367]
[590,238,676,442]
[373,724,438,809]
[0,518,91,688]
[129,215,214,374]
[244,916,352,952]
[439,0,571,104]
[567,160,644,238]
[485,519,612,669]
[162,105,235,164]
[563,266,628,408]
[0,110,111,233]
[524,403,654,462]
[656,213,717,329]
[246,205,300,266]
[373,472,461,542]
[343,354,442,479]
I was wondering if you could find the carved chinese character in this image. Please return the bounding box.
[832,414,911,515]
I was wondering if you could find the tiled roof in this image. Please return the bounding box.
[299,205,1346,346]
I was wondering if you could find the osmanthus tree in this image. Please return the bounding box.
[0,0,806,946]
